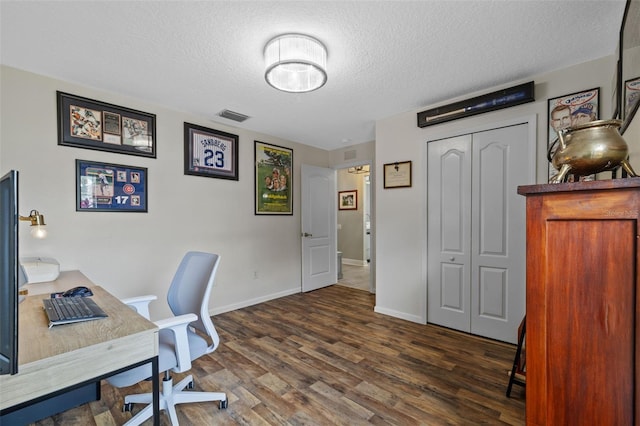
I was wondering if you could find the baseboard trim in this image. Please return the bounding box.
[209,287,300,316]
[342,258,367,266]
[374,305,426,324]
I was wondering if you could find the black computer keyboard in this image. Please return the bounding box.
[47,296,96,320]
[43,295,108,327]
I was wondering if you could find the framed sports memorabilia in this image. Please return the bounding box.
[254,141,293,215]
[57,91,156,158]
[383,161,412,188]
[338,190,357,210]
[624,77,640,120]
[184,122,239,180]
[76,159,148,212]
[417,81,534,127]
[547,87,600,181]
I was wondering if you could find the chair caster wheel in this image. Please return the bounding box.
[123,402,134,412]
[219,399,228,409]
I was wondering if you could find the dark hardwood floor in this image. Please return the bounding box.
[33,285,525,425]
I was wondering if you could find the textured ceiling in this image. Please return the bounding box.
[0,0,627,150]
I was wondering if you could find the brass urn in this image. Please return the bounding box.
[549,119,637,183]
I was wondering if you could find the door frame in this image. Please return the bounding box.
[423,114,537,324]
[335,160,375,293]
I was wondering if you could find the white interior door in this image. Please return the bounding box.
[301,164,337,292]
[427,124,528,343]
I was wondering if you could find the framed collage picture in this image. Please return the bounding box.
[57,92,156,158]
[254,141,293,215]
[76,159,148,212]
[184,122,239,180]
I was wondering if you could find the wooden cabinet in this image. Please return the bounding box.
[518,179,640,425]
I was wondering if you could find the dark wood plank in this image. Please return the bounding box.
[32,285,525,425]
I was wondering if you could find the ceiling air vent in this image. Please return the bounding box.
[344,150,357,160]
[218,109,250,123]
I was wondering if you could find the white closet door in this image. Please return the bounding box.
[470,124,528,343]
[427,134,472,332]
[427,124,527,343]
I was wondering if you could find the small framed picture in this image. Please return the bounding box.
[383,161,412,188]
[338,190,358,210]
[254,141,293,215]
[57,91,156,158]
[76,159,148,212]
[184,122,239,180]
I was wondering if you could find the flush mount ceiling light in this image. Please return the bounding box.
[264,34,327,93]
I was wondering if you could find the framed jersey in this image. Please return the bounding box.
[184,122,239,180]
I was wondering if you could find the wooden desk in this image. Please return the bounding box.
[0,271,159,425]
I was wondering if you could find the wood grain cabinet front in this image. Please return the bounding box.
[518,178,640,426]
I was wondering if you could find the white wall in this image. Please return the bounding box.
[0,65,329,320]
[374,55,622,324]
[329,141,375,167]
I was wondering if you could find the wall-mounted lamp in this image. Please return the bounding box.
[19,210,47,239]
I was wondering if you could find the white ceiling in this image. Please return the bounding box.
[0,0,627,151]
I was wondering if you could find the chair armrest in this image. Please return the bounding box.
[155,313,198,373]
[155,313,197,329]
[121,295,157,320]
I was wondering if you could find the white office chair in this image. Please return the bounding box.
[107,251,227,426]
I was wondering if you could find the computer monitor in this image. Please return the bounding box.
[0,170,20,375]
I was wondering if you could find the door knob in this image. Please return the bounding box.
[302,232,313,237]
[449,257,455,261]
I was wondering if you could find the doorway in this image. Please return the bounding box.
[336,164,372,292]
